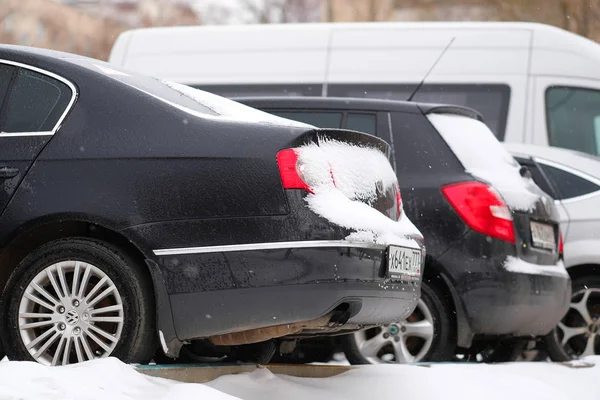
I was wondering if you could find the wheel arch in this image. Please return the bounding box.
[423,255,473,349]
[0,214,181,357]
[566,263,600,280]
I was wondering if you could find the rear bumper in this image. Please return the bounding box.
[457,262,571,337]
[439,234,571,338]
[158,242,424,341]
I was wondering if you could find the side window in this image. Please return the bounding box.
[0,64,14,111]
[268,111,342,129]
[539,163,600,200]
[345,113,376,135]
[194,84,322,98]
[391,111,463,175]
[328,84,510,140]
[546,87,600,156]
[3,68,71,133]
[513,157,556,198]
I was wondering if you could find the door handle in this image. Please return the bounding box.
[0,166,19,179]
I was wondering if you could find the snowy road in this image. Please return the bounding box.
[0,357,598,400]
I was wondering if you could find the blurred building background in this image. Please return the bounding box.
[0,0,598,61]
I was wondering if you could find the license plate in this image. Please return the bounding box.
[387,245,422,281]
[530,221,556,250]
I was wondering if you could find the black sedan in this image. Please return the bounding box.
[0,46,425,365]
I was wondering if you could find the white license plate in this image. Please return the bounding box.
[387,245,422,281]
[530,221,556,250]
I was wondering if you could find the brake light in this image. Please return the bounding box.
[559,231,564,255]
[395,184,403,219]
[441,181,515,244]
[276,149,313,193]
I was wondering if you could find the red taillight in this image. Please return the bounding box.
[559,231,564,255]
[395,184,403,219]
[441,181,515,244]
[276,149,313,193]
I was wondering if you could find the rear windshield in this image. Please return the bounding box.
[428,112,538,211]
[69,59,311,127]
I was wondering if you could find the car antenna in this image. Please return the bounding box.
[406,36,456,102]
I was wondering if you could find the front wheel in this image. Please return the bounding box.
[0,238,156,366]
[342,281,456,364]
[545,275,600,361]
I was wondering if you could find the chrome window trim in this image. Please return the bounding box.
[534,157,600,204]
[0,131,53,137]
[0,59,78,137]
[153,240,390,256]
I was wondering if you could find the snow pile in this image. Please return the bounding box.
[296,139,422,247]
[504,256,569,278]
[2,356,599,400]
[161,80,311,128]
[0,357,236,400]
[208,357,600,400]
[428,113,540,211]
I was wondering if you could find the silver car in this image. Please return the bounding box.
[505,143,600,360]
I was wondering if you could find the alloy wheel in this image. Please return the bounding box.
[18,260,124,366]
[555,288,600,358]
[352,299,435,363]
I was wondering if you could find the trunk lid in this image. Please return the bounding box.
[427,112,560,265]
[278,128,421,246]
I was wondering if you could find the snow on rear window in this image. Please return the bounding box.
[161,80,312,128]
[428,113,539,211]
[296,139,422,247]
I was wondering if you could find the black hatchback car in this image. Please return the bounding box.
[238,96,572,363]
[0,46,426,365]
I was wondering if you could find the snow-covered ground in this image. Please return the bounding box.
[0,357,598,400]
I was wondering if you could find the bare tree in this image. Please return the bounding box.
[238,0,322,23]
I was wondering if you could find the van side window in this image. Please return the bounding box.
[345,113,376,135]
[268,111,342,129]
[194,84,322,98]
[546,87,600,156]
[328,84,510,140]
[538,162,600,200]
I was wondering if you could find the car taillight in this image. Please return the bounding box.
[395,184,403,219]
[276,149,313,193]
[441,181,515,244]
[559,231,564,255]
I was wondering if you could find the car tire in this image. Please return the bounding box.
[545,275,600,361]
[342,280,456,364]
[0,238,156,366]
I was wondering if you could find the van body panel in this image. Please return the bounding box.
[109,22,600,156]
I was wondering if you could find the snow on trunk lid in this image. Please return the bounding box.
[279,138,422,247]
[427,113,539,212]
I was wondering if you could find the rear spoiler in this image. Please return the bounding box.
[418,104,484,123]
[290,128,392,160]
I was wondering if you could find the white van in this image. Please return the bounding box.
[109,22,600,157]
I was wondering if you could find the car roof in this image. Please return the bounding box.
[234,96,484,121]
[504,143,600,180]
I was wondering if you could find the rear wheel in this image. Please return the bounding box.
[0,238,156,365]
[545,276,600,361]
[342,281,455,364]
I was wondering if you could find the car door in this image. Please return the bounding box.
[534,160,600,264]
[0,62,74,215]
